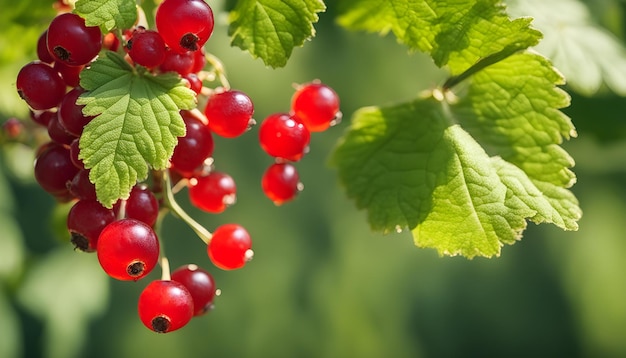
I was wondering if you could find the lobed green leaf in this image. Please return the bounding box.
[74,0,137,32]
[77,51,196,208]
[228,0,326,68]
[330,51,581,258]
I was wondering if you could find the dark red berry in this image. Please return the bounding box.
[171,264,217,316]
[46,13,102,66]
[127,28,167,68]
[170,110,214,177]
[58,87,95,136]
[67,199,116,252]
[16,62,66,110]
[114,185,159,227]
[34,142,79,197]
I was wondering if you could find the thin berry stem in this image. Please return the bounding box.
[160,256,171,281]
[161,169,213,244]
[205,53,230,90]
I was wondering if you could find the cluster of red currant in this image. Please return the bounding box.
[259,82,341,204]
[14,0,340,334]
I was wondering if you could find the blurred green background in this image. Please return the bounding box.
[2,0,626,357]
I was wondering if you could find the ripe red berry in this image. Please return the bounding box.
[97,219,160,281]
[155,0,214,53]
[208,224,252,270]
[262,162,302,205]
[34,142,79,197]
[159,48,195,76]
[67,199,116,252]
[259,113,310,161]
[36,30,54,64]
[58,87,95,136]
[46,13,102,66]
[204,90,255,138]
[47,113,77,146]
[138,280,194,333]
[126,28,167,68]
[16,62,66,110]
[291,82,341,132]
[188,171,236,213]
[115,185,160,227]
[68,169,97,201]
[170,110,214,177]
[171,264,217,316]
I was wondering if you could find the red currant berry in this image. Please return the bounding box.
[97,219,160,281]
[68,199,116,252]
[126,28,167,68]
[208,224,252,270]
[170,110,214,177]
[54,61,84,88]
[46,13,102,66]
[58,87,95,136]
[68,169,96,201]
[183,73,203,95]
[291,82,341,132]
[37,30,54,64]
[258,113,310,161]
[158,48,195,76]
[262,162,302,205]
[69,138,85,169]
[30,110,55,127]
[171,264,217,316]
[16,62,66,110]
[204,90,255,138]
[190,46,206,73]
[188,171,236,213]
[138,280,194,333]
[155,0,214,53]
[34,142,79,197]
[47,112,77,146]
[114,185,160,227]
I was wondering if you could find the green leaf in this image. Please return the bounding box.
[507,0,626,96]
[228,0,326,68]
[330,51,581,258]
[74,0,137,32]
[78,51,196,208]
[337,0,542,74]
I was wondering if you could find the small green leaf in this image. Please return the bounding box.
[228,0,326,68]
[508,0,626,96]
[330,52,581,258]
[337,0,542,74]
[74,0,137,32]
[78,51,196,208]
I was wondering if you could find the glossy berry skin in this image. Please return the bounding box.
[170,110,214,177]
[262,162,301,205]
[54,61,83,88]
[67,199,116,252]
[127,29,167,68]
[208,224,252,270]
[47,113,77,146]
[46,13,102,66]
[97,219,160,281]
[291,82,340,132]
[37,30,54,64]
[259,113,310,161]
[58,87,95,136]
[114,185,159,227]
[171,264,216,316]
[159,49,194,76]
[156,0,214,53]
[189,171,236,213]
[34,142,79,197]
[16,62,66,110]
[69,169,96,200]
[138,280,194,333]
[204,90,254,138]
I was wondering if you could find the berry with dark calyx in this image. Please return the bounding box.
[34,142,79,197]
[156,0,214,53]
[204,90,255,138]
[171,264,217,316]
[170,110,214,178]
[68,199,116,252]
[97,219,160,281]
[188,171,236,213]
[126,28,167,68]
[291,82,341,132]
[16,62,66,110]
[138,280,194,333]
[262,162,302,205]
[208,224,252,270]
[46,13,102,66]
[258,113,310,161]
[58,87,95,136]
[114,184,160,227]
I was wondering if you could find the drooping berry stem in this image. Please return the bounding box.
[160,169,213,244]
